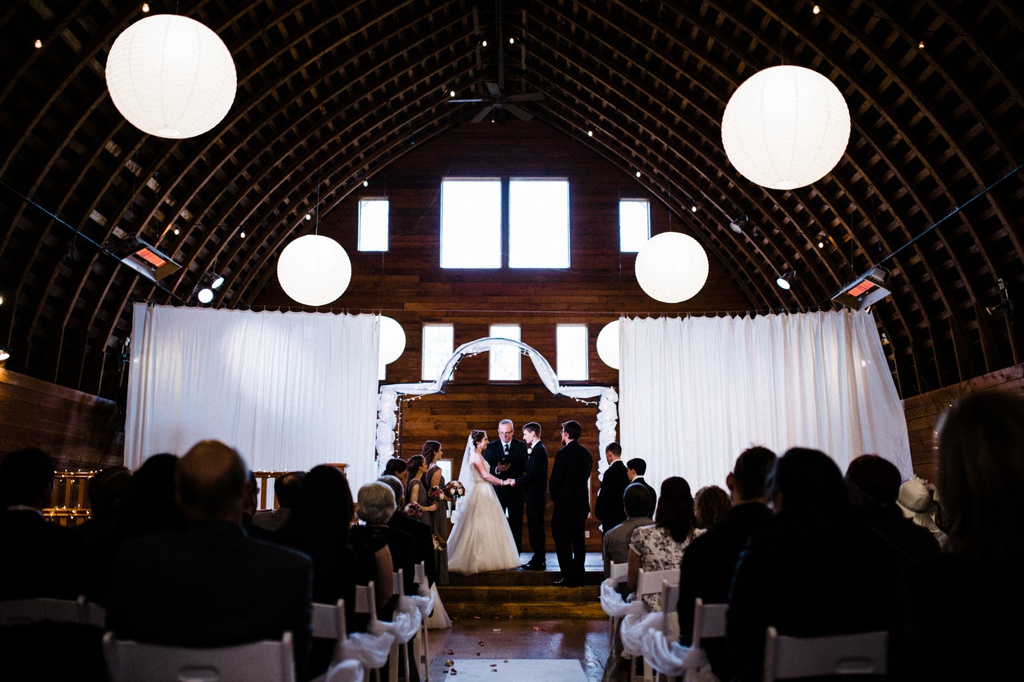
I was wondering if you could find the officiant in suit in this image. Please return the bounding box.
[512,421,549,570]
[484,418,529,552]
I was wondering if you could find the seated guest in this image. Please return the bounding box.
[116,453,185,544]
[357,482,416,598]
[845,454,941,567]
[602,482,654,577]
[254,470,305,533]
[627,476,697,611]
[379,474,436,588]
[693,485,731,531]
[75,466,132,602]
[677,446,775,681]
[0,447,85,600]
[896,476,948,550]
[893,391,1024,680]
[106,440,314,677]
[350,483,400,616]
[626,458,657,517]
[382,457,408,479]
[728,448,899,682]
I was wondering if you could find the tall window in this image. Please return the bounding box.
[509,179,570,268]
[619,199,650,252]
[440,179,501,268]
[489,324,521,381]
[358,198,389,251]
[556,324,589,380]
[421,324,454,381]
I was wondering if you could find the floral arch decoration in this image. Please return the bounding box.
[375,337,618,460]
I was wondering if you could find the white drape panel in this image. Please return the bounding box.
[126,304,380,488]
[619,311,911,493]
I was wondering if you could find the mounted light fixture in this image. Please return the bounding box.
[111,237,181,282]
[105,14,237,138]
[0,346,10,364]
[635,232,710,303]
[832,266,891,310]
[776,270,796,290]
[721,65,850,190]
[729,214,748,234]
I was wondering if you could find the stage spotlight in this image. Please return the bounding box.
[777,270,796,290]
[210,273,224,289]
[197,287,214,304]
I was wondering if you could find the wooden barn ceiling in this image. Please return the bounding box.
[0,0,1022,402]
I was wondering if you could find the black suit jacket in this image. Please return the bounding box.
[634,476,658,517]
[106,520,313,674]
[549,439,593,518]
[514,441,548,507]
[484,438,528,481]
[0,509,84,601]
[595,460,630,532]
[388,512,436,587]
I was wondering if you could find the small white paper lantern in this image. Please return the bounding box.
[277,235,352,306]
[721,65,850,190]
[635,232,709,303]
[597,320,620,370]
[105,14,236,138]
[379,316,407,366]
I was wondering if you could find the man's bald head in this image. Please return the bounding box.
[175,440,247,522]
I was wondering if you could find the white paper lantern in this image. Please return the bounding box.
[105,14,236,138]
[277,235,352,306]
[379,316,407,366]
[721,65,850,190]
[597,320,620,370]
[635,232,709,303]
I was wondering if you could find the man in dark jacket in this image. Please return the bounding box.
[595,442,629,534]
[513,421,549,570]
[549,420,593,587]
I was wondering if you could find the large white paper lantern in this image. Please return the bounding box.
[105,14,236,138]
[721,65,850,190]
[635,232,709,303]
[379,316,407,366]
[277,235,352,306]
[597,320,620,370]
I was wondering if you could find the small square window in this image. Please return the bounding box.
[489,324,521,381]
[557,324,589,381]
[358,199,389,251]
[619,199,650,252]
[422,324,454,381]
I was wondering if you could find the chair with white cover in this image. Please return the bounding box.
[691,599,727,650]
[762,626,888,681]
[103,631,296,682]
[411,561,431,681]
[346,581,395,682]
[310,599,363,682]
[606,561,629,647]
[623,568,679,682]
[647,596,728,682]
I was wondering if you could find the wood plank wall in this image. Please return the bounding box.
[903,362,1024,483]
[0,368,122,469]
[253,121,753,549]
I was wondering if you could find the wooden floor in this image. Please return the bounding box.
[427,552,612,680]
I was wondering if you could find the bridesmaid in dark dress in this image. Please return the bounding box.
[420,441,450,585]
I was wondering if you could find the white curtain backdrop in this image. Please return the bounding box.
[619,311,911,494]
[126,304,380,488]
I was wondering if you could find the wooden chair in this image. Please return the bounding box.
[103,631,296,682]
[412,561,430,681]
[607,561,628,648]
[691,598,727,649]
[352,581,387,682]
[630,569,680,682]
[762,626,888,681]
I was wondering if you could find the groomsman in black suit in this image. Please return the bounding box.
[549,420,594,587]
[484,418,529,552]
[627,457,658,517]
[512,422,549,570]
[595,442,629,534]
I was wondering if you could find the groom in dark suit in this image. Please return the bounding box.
[549,420,594,586]
[484,418,529,552]
[512,421,549,570]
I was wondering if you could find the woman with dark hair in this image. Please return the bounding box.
[419,440,450,584]
[382,457,407,479]
[117,453,185,544]
[447,430,521,575]
[626,476,698,610]
[693,485,731,531]
[893,391,1024,680]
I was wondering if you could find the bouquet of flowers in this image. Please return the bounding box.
[444,480,466,499]
[402,501,422,519]
[428,485,445,501]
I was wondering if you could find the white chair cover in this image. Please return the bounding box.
[600,578,645,619]
[341,631,396,671]
[324,659,364,682]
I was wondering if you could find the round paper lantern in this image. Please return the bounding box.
[597,320,620,370]
[721,65,850,190]
[105,14,236,138]
[277,235,352,306]
[635,232,709,303]
[379,316,407,366]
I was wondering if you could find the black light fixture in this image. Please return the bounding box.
[776,270,796,290]
[729,214,748,234]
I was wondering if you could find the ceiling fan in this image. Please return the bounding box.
[448,0,544,122]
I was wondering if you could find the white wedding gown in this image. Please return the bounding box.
[447,453,522,575]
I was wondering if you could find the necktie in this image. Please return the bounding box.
[504,443,510,456]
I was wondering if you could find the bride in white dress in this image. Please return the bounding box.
[447,429,522,575]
